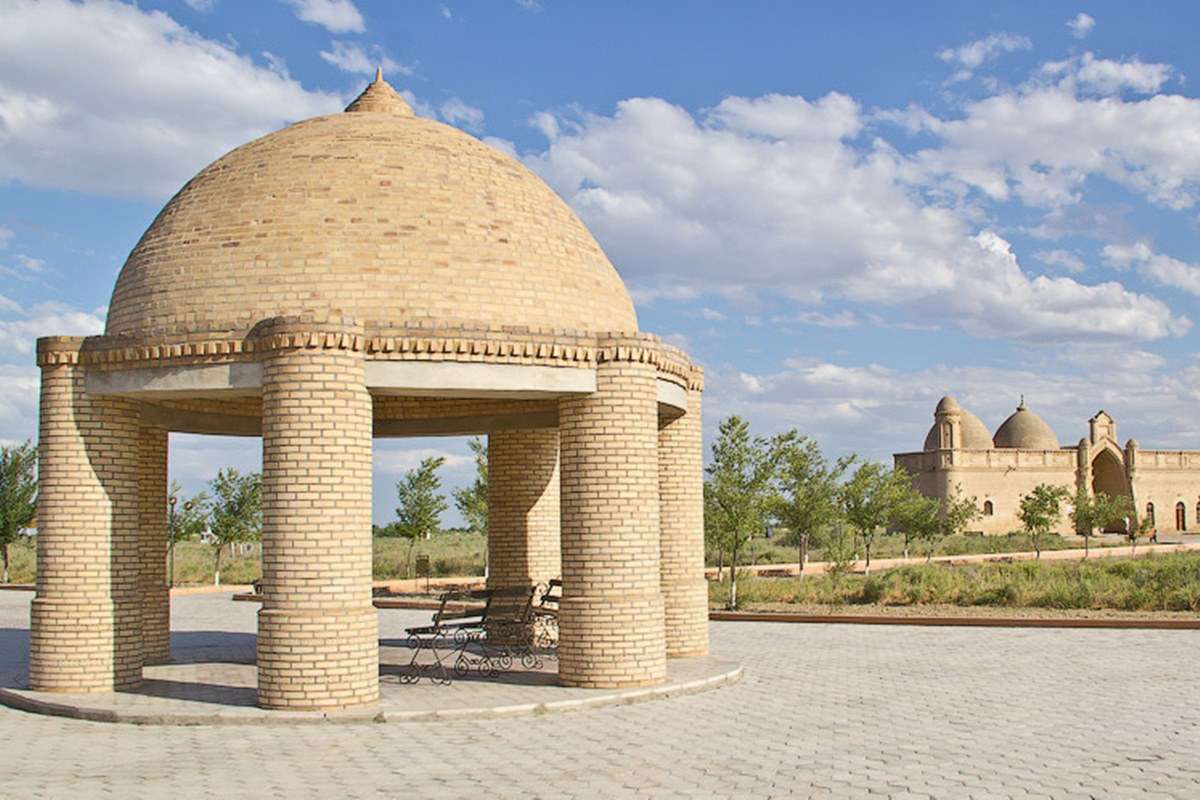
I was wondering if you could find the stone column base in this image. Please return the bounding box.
[30,597,142,692]
[558,592,666,688]
[256,606,379,710]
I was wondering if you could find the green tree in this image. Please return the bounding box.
[453,437,488,535]
[395,456,448,578]
[839,463,912,574]
[1071,488,1134,557]
[0,441,37,584]
[206,468,262,585]
[1130,513,1155,553]
[936,489,981,561]
[891,490,941,561]
[168,480,209,587]
[769,432,853,578]
[1018,483,1072,559]
[705,415,776,609]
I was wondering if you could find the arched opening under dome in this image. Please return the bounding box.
[1090,449,1130,534]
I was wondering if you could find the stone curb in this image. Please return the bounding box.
[709,611,1200,630]
[0,664,742,727]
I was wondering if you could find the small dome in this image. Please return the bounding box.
[924,397,994,450]
[105,73,637,339]
[1126,438,1140,449]
[993,400,1060,450]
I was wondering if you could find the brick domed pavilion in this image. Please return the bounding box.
[31,72,707,711]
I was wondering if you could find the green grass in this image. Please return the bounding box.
[709,551,1200,612]
[3,532,488,586]
[711,531,1115,568]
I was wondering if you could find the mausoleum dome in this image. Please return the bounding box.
[924,396,993,450]
[993,400,1060,450]
[105,72,637,339]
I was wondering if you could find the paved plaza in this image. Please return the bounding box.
[1,591,1198,799]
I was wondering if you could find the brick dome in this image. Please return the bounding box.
[105,73,637,339]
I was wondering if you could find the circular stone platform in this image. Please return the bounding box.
[0,638,740,725]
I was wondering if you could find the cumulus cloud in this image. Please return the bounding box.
[0,301,105,356]
[0,0,342,198]
[1067,12,1096,39]
[437,97,484,132]
[938,32,1031,83]
[0,364,40,445]
[1034,249,1087,273]
[282,0,364,34]
[318,40,408,76]
[1041,52,1172,95]
[525,93,1187,343]
[1103,242,1200,296]
[705,350,1200,464]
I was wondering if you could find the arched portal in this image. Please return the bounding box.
[1090,449,1130,533]
[1176,502,1187,532]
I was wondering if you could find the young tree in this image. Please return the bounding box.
[453,437,488,536]
[1017,483,1072,559]
[395,456,448,578]
[1130,513,1155,553]
[1071,488,1133,557]
[0,441,37,584]
[936,489,981,561]
[168,480,209,587]
[891,491,941,561]
[839,463,912,574]
[769,433,853,578]
[206,468,262,585]
[705,415,776,610]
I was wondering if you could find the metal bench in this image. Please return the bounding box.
[400,586,542,684]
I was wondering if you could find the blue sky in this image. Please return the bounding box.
[3,0,1200,526]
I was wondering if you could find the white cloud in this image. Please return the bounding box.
[184,0,216,11]
[700,307,726,321]
[525,93,1187,343]
[790,310,859,328]
[1042,52,1172,95]
[1102,242,1200,296]
[1034,249,1087,273]
[0,0,342,198]
[0,301,105,355]
[706,351,1200,464]
[1067,13,1096,40]
[282,0,364,34]
[318,41,408,76]
[901,79,1200,210]
[438,97,484,132]
[441,6,453,20]
[938,32,1031,83]
[0,227,11,249]
[372,444,470,475]
[13,254,43,272]
[0,364,40,444]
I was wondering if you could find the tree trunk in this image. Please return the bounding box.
[798,533,808,580]
[407,538,416,579]
[1084,533,1090,558]
[213,543,223,586]
[1,543,8,584]
[728,540,739,610]
[716,547,724,582]
[864,541,872,576]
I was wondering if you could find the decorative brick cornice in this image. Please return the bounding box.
[35,322,705,392]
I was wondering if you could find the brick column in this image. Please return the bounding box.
[139,425,170,665]
[30,341,143,692]
[658,387,709,658]
[486,428,560,590]
[558,345,666,688]
[256,319,377,710]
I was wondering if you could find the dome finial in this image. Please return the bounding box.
[345,70,413,115]
[1018,394,1026,410]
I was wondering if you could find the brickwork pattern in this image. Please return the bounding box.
[558,354,666,688]
[486,429,561,590]
[138,426,170,665]
[258,323,378,710]
[30,362,143,691]
[658,389,709,658]
[104,78,637,340]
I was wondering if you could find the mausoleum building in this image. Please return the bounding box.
[30,73,708,710]
[896,396,1200,536]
